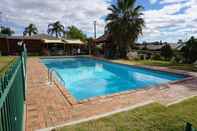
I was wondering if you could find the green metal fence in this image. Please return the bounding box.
[0,49,27,131]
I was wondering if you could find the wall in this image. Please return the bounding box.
[0,38,44,55]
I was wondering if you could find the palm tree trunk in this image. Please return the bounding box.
[119,41,127,58]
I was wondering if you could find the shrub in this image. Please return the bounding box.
[151,54,162,60]
[171,51,183,63]
[160,44,173,60]
[145,54,151,60]
[140,55,145,60]
[142,46,148,50]
[28,52,41,56]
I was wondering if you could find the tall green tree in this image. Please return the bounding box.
[23,24,38,36]
[106,0,145,58]
[66,26,87,42]
[47,21,65,38]
[181,36,197,63]
[0,26,14,36]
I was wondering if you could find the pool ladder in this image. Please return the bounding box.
[48,68,65,86]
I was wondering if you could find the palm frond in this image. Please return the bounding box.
[105,0,145,57]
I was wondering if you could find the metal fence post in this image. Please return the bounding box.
[20,52,26,101]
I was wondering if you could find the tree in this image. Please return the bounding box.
[0,26,14,36]
[106,0,145,58]
[47,21,65,38]
[66,26,87,42]
[178,39,183,45]
[160,44,173,60]
[23,24,38,36]
[181,36,197,64]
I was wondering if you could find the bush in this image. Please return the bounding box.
[140,55,145,60]
[181,36,197,64]
[145,54,151,60]
[151,54,162,60]
[171,51,183,63]
[160,44,173,60]
[28,52,41,56]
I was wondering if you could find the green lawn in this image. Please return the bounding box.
[57,97,197,131]
[113,60,197,72]
[57,59,197,131]
[0,56,16,76]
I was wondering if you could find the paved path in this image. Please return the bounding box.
[26,58,71,131]
[26,58,197,131]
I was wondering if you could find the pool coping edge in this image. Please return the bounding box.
[39,56,196,106]
[36,100,154,131]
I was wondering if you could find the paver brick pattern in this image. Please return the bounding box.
[26,58,197,131]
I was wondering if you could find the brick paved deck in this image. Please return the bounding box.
[26,58,197,131]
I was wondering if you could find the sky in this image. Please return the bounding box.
[0,0,197,43]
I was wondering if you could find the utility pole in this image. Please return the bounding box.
[92,20,97,56]
[94,20,96,39]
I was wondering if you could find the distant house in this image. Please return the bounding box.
[94,34,113,56]
[135,43,183,51]
[62,39,85,55]
[0,34,86,56]
[94,34,111,44]
[94,34,185,58]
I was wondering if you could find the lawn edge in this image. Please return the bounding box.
[37,100,154,131]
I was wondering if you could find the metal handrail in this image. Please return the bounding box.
[48,68,54,83]
[53,70,65,86]
[48,68,65,86]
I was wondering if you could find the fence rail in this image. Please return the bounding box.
[0,49,26,131]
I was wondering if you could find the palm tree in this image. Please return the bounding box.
[23,24,38,36]
[47,21,65,38]
[106,0,145,58]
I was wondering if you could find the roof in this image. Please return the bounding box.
[32,34,60,40]
[0,34,85,45]
[0,36,33,40]
[94,33,111,43]
[42,39,64,44]
[146,44,164,50]
[0,34,60,41]
[136,43,182,50]
[63,39,85,45]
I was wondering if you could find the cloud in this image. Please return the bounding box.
[149,0,157,4]
[1,0,197,42]
[140,0,197,42]
[160,0,187,4]
[0,0,110,37]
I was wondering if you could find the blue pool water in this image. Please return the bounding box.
[42,57,186,101]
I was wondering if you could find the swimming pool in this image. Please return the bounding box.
[42,57,186,101]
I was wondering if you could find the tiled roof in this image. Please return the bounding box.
[63,39,85,45]
[0,34,60,40]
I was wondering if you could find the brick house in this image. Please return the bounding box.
[0,34,86,56]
